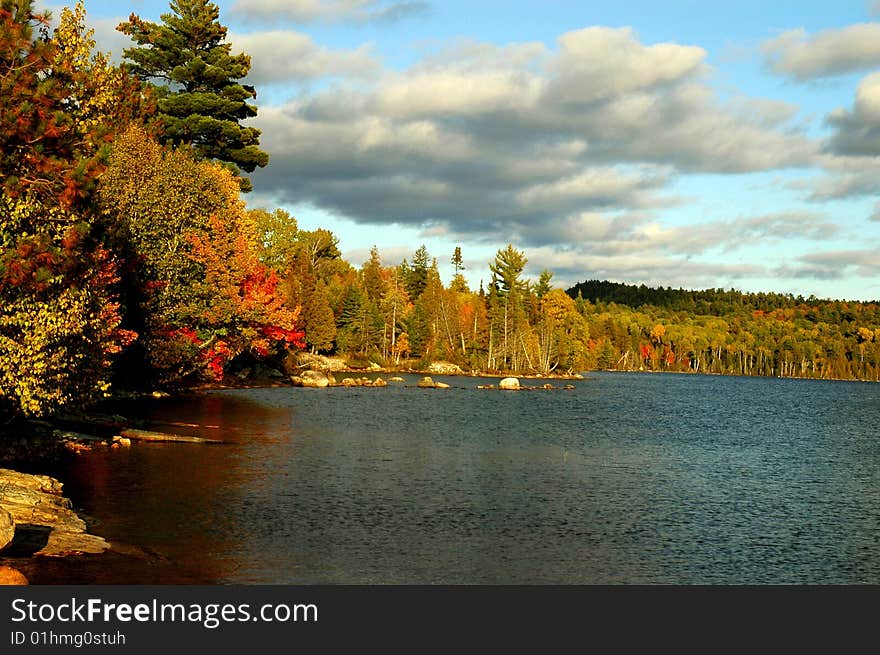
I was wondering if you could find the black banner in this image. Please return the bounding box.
[0,585,875,652]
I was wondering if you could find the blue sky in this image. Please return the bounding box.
[59,1,880,300]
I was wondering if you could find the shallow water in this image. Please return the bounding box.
[51,372,880,584]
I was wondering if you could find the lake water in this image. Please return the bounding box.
[50,372,880,584]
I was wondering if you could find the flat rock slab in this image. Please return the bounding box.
[0,468,109,557]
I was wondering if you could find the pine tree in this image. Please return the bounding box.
[304,280,336,353]
[117,0,268,191]
[450,246,468,292]
[362,245,385,302]
[406,245,430,300]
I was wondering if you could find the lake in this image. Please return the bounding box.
[48,372,880,584]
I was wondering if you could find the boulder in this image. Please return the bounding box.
[389,377,405,383]
[499,377,520,390]
[340,378,357,387]
[300,370,330,388]
[427,361,464,375]
[372,378,387,387]
[0,566,28,585]
[0,468,108,556]
[0,507,14,551]
[434,382,451,389]
[417,376,436,388]
[295,353,350,372]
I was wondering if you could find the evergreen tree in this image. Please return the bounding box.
[304,280,336,353]
[450,246,468,292]
[362,245,385,302]
[406,244,430,300]
[118,0,268,191]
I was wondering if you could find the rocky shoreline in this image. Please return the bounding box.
[0,468,110,584]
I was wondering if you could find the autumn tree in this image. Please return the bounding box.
[98,125,299,384]
[118,0,268,191]
[0,1,144,417]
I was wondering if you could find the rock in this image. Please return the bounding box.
[0,566,28,585]
[296,353,351,372]
[434,382,451,389]
[0,507,14,551]
[300,370,330,388]
[427,361,464,375]
[499,377,521,390]
[373,378,387,387]
[0,468,109,556]
[477,384,496,389]
[340,378,357,387]
[417,376,436,388]
[389,376,405,383]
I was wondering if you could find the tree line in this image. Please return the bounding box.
[567,280,880,381]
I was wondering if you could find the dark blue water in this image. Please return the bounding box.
[57,372,880,584]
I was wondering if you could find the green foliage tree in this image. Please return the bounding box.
[405,245,430,300]
[248,207,299,273]
[118,0,268,191]
[303,280,336,354]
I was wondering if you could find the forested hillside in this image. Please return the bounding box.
[566,280,880,380]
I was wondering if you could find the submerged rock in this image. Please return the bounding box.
[417,376,436,388]
[499,377,521,390]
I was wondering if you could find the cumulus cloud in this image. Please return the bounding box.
[251,26,816,252]
[230,0,428,25]
[825,72,880,156]
[229,31,379,85]
[762,23,880,81]
[778,249,880,280]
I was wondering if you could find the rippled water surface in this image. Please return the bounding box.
[56,372,880,584]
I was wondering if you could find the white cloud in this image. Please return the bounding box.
[825,72,880,156]
[762,23,880,81]
[252,26,816,245]
[229,30,379,85]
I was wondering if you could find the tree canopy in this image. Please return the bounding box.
[117,0,268,191]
